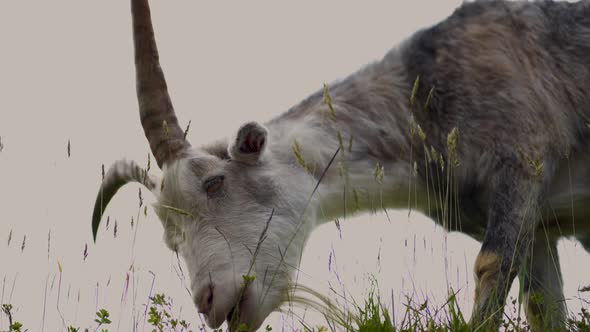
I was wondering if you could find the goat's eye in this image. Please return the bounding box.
[203,175,224,197]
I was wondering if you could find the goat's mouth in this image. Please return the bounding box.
[226,305,237,325]
[226,295,247,329]
[200,282,268,331]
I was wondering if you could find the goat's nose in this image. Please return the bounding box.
[194,284,214,315]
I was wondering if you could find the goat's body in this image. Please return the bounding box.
[403,0,590,246]
[270,1,590,233]
[265,1,590,328]
[95,1,590,330]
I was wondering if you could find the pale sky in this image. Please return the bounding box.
[0,1,588,331]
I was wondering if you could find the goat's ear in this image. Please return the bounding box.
[229,122,268,165]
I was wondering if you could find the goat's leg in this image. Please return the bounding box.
[470,165,544,330]
[520,234,566,331]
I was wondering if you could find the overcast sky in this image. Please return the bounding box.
[0,1,589,331]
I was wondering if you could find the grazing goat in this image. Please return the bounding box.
[92,0,590,330]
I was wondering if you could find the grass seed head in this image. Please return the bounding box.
[323,83,337,120]
[424,86,435,112]
[410,75,420,107]
[183,119,191,140]
[417,124,426,142]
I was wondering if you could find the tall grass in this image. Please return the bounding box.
[2,285,589,331]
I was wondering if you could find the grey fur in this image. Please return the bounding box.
[270,1,590,329]
[93,1,590,330]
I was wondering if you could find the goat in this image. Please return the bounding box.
[92,0,590,330]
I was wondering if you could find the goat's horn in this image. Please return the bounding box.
[92,160,160,242]
[132,0,190,168]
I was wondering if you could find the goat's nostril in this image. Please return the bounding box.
[195,284,214,315]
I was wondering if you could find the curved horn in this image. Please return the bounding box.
[132,0,190,168]
[92,160,160,241]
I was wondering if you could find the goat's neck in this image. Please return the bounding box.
[266,49,425,224]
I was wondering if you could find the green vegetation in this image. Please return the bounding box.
[2,287,589,331]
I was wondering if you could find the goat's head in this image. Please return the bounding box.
[91,0,317,330]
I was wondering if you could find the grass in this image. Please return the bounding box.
[2,286,589,331]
